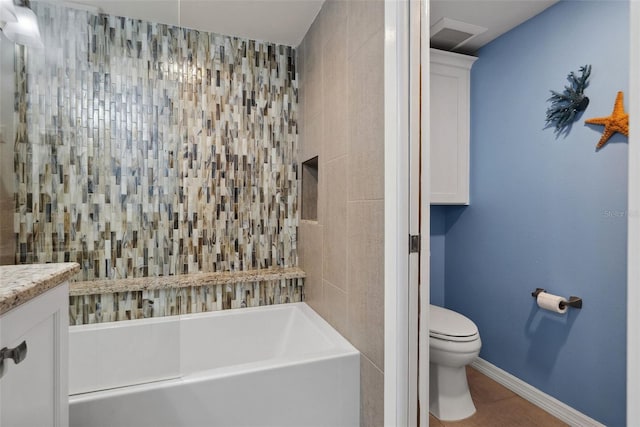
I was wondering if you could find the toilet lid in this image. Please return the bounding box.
[429,305,479,342]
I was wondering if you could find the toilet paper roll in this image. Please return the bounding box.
[537,292,568,314]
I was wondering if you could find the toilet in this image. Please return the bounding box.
[429,304,481,421]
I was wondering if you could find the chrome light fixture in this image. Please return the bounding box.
[0,0,43,48]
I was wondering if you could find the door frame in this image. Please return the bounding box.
[383,0,412,424]
[417,0,430,424]
[383,0,426,424]
[627,1,639,424]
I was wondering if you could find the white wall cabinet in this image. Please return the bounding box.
[430,49,477,205]
[0,283,69,427]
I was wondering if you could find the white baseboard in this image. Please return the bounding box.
[470,358,604,427]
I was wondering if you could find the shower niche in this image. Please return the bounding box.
[301,156,318,221]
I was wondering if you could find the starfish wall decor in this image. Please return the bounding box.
[584,91,629,150]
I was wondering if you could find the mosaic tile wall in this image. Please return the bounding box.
[69,278,304,325]
[14,4,299,281]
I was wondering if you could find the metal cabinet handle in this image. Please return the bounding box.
[0,341,28,366]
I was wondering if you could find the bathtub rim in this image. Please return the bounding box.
[69,302,343,336]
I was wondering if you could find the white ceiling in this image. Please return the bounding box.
[54,0,557,50]
[58,0,324,47]
[431,0,559,54]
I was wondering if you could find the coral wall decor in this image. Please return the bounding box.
[584,91,629,150]
[545,65,591,135]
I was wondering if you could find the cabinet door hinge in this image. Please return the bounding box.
[409,234,420,254]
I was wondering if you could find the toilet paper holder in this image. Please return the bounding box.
[531,288,583,309]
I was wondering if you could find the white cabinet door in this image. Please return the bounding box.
[0,283,68,427]
[430,49,476,205]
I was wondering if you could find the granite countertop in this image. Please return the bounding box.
[0,263,80,315]
[70,267,306,296]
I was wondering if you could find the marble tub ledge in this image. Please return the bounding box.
[70,266,307,296]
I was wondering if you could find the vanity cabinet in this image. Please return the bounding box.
[430,49,477,205]
[0,263,77,427]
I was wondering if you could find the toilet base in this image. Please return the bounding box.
[429,362,476,421]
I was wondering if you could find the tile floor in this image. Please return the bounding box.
[429,367,569,427]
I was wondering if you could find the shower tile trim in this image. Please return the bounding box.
[69,267,305,296]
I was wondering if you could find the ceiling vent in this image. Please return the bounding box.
[430,17,487,52]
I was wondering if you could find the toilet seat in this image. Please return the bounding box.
[429,305,479,342]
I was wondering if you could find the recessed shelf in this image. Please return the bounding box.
[301,156,318,221]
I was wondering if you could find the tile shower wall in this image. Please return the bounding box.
[298,1,385,425]
[0,36,14,265]
[14,3,298,281]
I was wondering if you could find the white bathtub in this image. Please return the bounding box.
[68,302,359,427]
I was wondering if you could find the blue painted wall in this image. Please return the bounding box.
[430,206,446,306]
[443,1,628,425]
